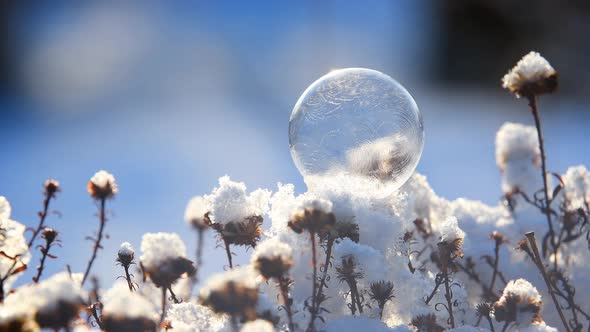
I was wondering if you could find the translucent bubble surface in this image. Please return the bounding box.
[289,68,424,189]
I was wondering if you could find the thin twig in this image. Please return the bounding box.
[307,231,319,332]
[27,191,55,248]
[82,198,107,286]
[528,96,557,264]
[525,232,571,332]
[278,276,295,331]
[223,238,233,269]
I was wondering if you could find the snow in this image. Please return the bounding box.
[140,232,187,270]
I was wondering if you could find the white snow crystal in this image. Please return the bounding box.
[184,195,212,224]
[0,196,10,220]
[495,122,540,194]
[199,266,259,299]
[324,316,407,332]
[89,170,117,190]
[501,279,541,304]
[251,238,292,263]
[140,232,187,270]
[502,51,556,97]
[562,165,590,209]
[240,319,275,332]
[167,302,228,331]
[207,176,270,224]
[118,241,134,257]
[439,216,464,243]
[333,238,387,283]
[102,281,158,321]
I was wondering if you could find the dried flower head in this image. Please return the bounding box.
[368,280,394,312]
[43,179,60,198]
[493,279,543,326]
[502,51,558,98]
[329,219,360,243]
[184,196,211,231]
[140,233,195,288]
[288,198,335,236]
[198,267,259,319]
[438,216,464,259]
[335,255,364,284]
[251,238,293,280]
[410,313,444,332]
[101,282,158,332]
[214,216,264,248]
[87,170,118,200]
[4,272,86,330]
[495,122,540,173]
[41,228,58,244]
[476,302,493,319]
[117,242,135,267]
[490,231,508,247]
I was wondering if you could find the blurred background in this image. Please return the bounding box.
[2,1,589,287]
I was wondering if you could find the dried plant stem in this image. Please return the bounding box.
[90,303,103,330]
[525,232,570,332]
[0,257,21,303]
[484,315,495,332]
[168,286,181,304]
[488,241,501,296]
[82,198,107,286]
[528,96,557,263]
[160,287,167,325]
[196,228,205,267]
[33,242,52,283]
[316,238,334,305]
[424,276,442,305]
[27,192,54,248]
[223,238,233,269]
[307,231,319,332]
[123,265,134,292]
[442,264,455,328]
[278,276,295,331]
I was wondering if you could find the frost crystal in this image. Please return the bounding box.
[0,196,10,220]
[438,216,464,243]
[251,238,293,263]
[562,165,590,209]
[207,176,270,224]
[502,51,557,98]
[166,302,227,331]
[0,198,31,292]
[140,232,187,270]
[185,195,211,225]
[102,282,158,321]
[495,122,540,194]
[118,241,134,257]
[240,319,275,332]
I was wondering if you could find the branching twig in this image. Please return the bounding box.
[82,198,108,286]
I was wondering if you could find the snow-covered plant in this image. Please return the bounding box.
[3,50,590,332]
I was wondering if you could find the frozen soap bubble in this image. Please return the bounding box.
[289,68,424,190]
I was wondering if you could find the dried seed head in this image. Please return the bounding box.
[87,170,118,200]
[502,51,558,98]
[117,242,135,267]
[101,317,157,332]
[251,238,293,280]
[410,313,445,332]
[43,179,60,198]
[184,196,210,231]
[494,279,543,325]
[335,255,364,283]
[35,300,85,330]
[490,231,508,246]
[199,268,259,319]
[476,302,493,319]
[144,256,195,288]
[329,219,360,243]
[368,280,394,308]
[288,203,335,236]
[218,215,264,248]
[41,227,59,244]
